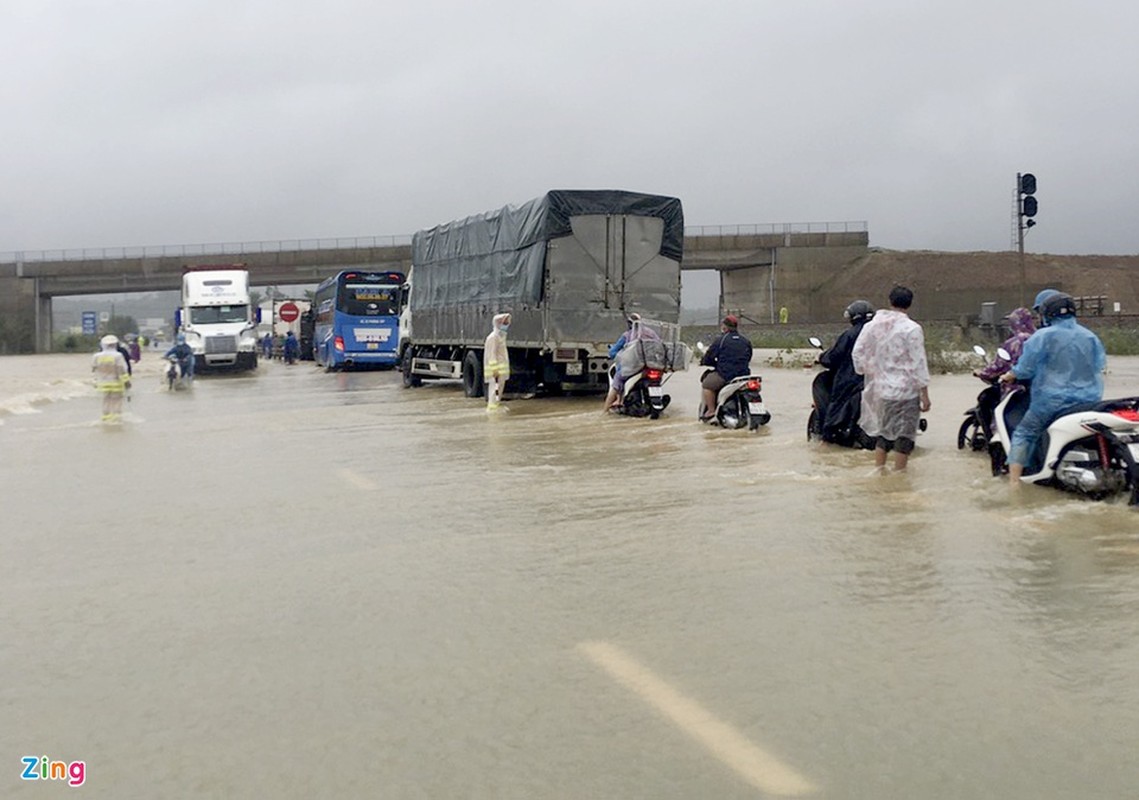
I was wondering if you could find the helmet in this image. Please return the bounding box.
[176,333,186,344]
[843,300,874,325]
[722,315,739,328]
[1032,288,1061,312]
[1039,292,1077,325]
[100,334,119,348]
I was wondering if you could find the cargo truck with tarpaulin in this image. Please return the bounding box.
[401,190,686,396]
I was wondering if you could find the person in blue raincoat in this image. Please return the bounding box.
[1000,292,1106,484]
[283,331,300,364]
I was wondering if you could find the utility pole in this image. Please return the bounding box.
[1016,172,1038,300]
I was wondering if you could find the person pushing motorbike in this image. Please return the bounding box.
[699,315,753,421]
[816,300,875,445]
[164,333,195,382]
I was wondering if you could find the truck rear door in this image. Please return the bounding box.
[546,213,680,324]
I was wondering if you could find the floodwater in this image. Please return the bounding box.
[2,350,1139,799]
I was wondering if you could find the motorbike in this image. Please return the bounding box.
[612,364,671,419]
[958,345,1001,452]
[806,336,873,448]
[988,360,1139,504]
[165,356,191,391]
[693,341,769,430]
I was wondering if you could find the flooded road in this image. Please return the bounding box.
[3,352,1139,798]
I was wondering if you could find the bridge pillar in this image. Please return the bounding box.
[0,275,41,354]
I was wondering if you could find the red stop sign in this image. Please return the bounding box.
[278,302,300,323]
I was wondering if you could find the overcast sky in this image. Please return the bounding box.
[2,0,1137,258]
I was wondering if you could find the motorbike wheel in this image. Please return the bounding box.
[807,409,821,441]
[988,441,1007,477]
[167,370,175,391]
[958,416,986,451]
[625,385,650,418]
[718,397,748,430]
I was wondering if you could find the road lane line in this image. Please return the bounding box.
[338,468,376,490]
[578,640,816,796]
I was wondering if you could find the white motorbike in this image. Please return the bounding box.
[694,341,770,430]
[610,364,671,419]
[988,350,1139,504]
[698,371,771,430]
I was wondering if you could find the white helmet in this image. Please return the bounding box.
[100,334,119,348]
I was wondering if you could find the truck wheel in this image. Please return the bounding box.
[462,351,484,398]
[402,348,421,388]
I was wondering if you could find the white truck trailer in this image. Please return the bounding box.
[401,190,686,396]
[176,265,260,372]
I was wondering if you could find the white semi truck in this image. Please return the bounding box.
[175,265,260,372]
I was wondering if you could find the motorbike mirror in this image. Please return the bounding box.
[997,347,1012,361]
[695,341,706,353]
[808,336,823,349]
[972,344,987,357]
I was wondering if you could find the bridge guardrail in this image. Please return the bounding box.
[0,235,413,264]
[0,221,869,264]
[683,221,868,237]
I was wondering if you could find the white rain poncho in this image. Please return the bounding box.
[483,314,511,381]
[92,338,129,392]
[484,313,511,409]
[851,309,929,439]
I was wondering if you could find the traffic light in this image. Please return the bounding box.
[1019,172,1037,227]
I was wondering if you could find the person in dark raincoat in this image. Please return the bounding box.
[817,300,874,446]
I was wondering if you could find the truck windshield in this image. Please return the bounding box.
[341,284,400,316]
[189,305,248,324]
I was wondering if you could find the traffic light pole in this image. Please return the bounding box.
[1017,173,1026,300]
[1016,172,1037,302]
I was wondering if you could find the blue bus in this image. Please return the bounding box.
[313,270,406,369]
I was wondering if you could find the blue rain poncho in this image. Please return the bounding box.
[1008,315,1106,467]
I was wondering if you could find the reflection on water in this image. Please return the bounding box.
[2,354,1139,798]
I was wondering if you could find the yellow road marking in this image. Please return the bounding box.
[578,640,816,796]
[338,468,376,490]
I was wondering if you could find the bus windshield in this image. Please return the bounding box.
[340,284,401,316]
[189,305,248,324]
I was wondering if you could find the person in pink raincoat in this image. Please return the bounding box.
[851,286,931,471]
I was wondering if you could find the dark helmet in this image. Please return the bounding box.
[843,300,874,325]
[1039,292,1077,325]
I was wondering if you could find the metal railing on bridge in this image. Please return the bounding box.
[0,221,868,264]
[0,235,413,265]
[683,221,868,237]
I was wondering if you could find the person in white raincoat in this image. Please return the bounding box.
[92,334,131,423]
[483,313,511,409]
[851,286,931,470]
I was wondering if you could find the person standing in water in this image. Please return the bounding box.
[484,313,511,410]
[92,334,131,423]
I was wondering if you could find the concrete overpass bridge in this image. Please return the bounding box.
[0,222,868,352]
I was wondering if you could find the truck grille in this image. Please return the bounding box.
[205,335,237,354]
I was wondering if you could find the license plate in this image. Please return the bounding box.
[366,342,378,350]
[748,402,763,414]
[565,362,583,376]
[648,386,663,397]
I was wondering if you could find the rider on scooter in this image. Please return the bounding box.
[164,333,195,381]
[817,300,874,444]
[700,315,753,420]
[1000,292,1106,484]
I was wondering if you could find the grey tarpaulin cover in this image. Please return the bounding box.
[411,190,684,309]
